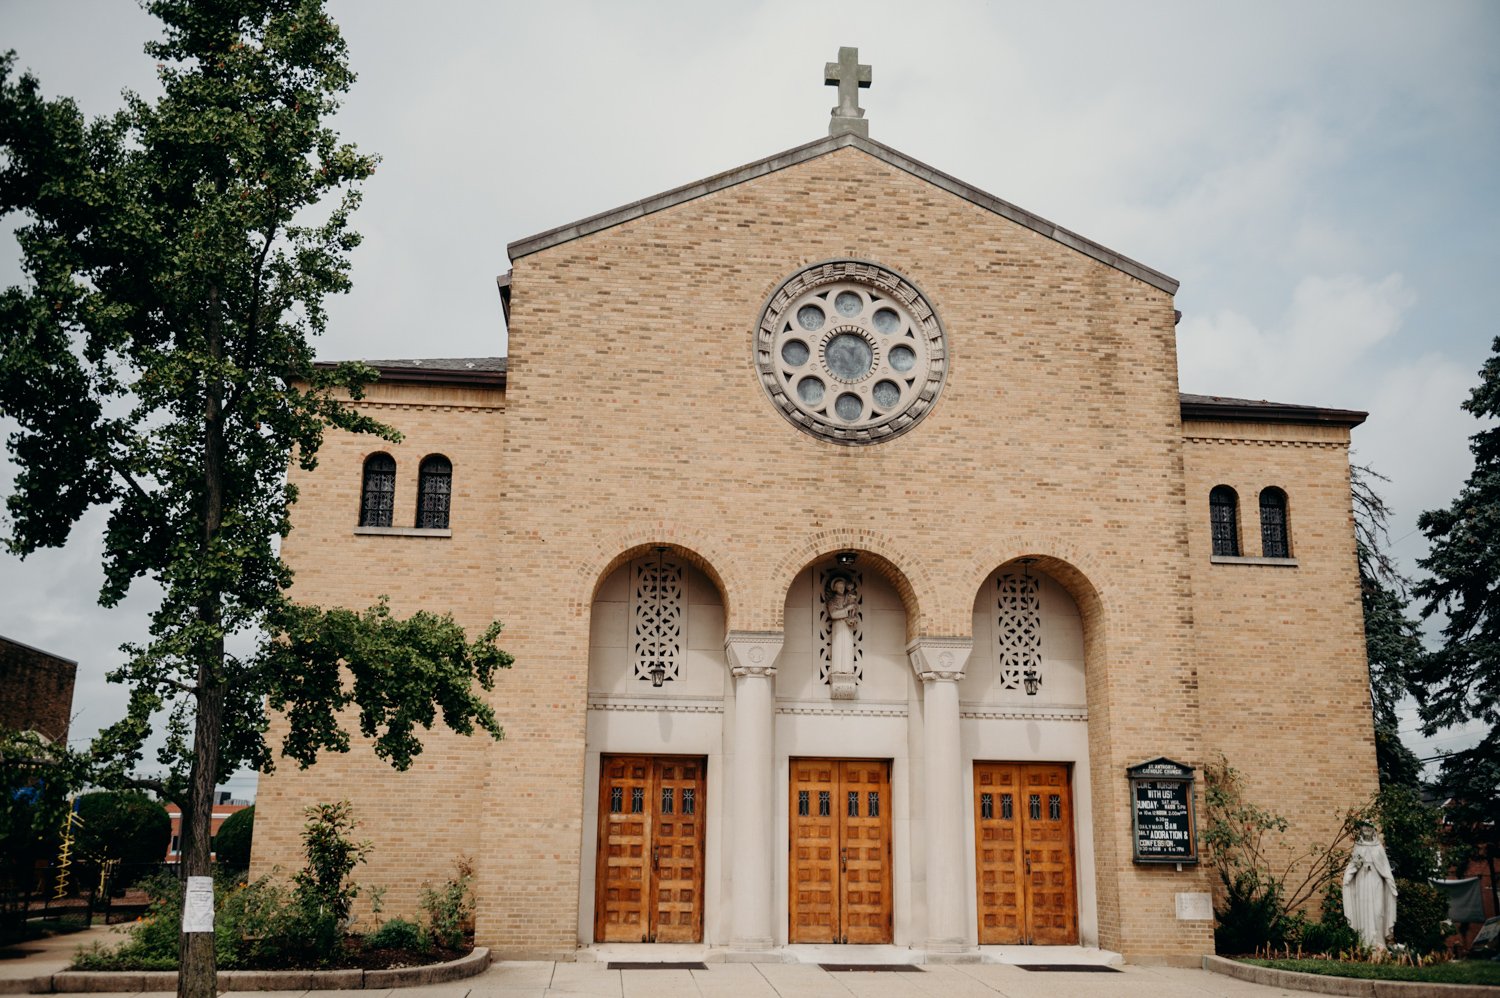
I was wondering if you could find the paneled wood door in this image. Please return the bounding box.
[973,762,1077,945]
[594,755,705,943]
[789,759,893,944]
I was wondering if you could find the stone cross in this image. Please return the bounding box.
[825,46,872,138]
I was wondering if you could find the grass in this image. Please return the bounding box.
[1243,956,1500,986]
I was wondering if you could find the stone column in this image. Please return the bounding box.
[908,636,975,958]
[724,631,784,953]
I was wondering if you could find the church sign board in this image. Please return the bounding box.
[1128,758,1197,865]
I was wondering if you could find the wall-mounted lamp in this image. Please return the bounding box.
[649,662,667,688]
[836,550,858,566]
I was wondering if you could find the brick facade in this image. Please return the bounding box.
[0,635,77,745]
[252,138,1376,964]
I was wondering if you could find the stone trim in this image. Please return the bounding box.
[959,705,1088,722]
[353,401,505,413]
[907,635,973,683]
[775,700,908,717]
[1210,555,1299,568]
[724,630,786,678]
[1183,436,1345,449]
[506,133,1178,295]
[587,697,724,714]
[353,526,452,538]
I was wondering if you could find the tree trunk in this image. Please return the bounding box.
[178,299,228,998]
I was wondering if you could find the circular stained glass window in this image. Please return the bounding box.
[755,261,948,445]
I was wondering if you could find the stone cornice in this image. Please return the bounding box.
[724,630,785,678]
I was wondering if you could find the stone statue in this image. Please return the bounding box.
[1342,823,1398,950]
[826,575,859,698]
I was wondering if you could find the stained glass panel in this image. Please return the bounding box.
[360,454,395,527]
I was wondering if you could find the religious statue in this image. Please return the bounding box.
[1342,822,1398,951]
[825,575,859,698]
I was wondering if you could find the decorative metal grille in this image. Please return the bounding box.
[1210,486,1240,556]
[682,789,696,815]
[798,791,809,816]
[1260,487,1289,558]
[817,567,863,684]
[661,788,674,814]
[1001,794,1013,820]
[868,791,879,817]
[416,455,452,529]
[848,791,859,817]
[1049,794,1061,821]
[996,572,1042,691]
[818,791,831,817]
[359,454,395,527]
[1029,794,1041,820]
[631,557,684,684]
[610,787,622,813]
[631,788,644,813]
[980,793,993,819]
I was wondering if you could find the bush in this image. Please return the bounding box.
[1392,878,1448,954]
[421,858,475,950]
[214,806,254,872]
[1295,885,1360,955]
[365,916,429,952]
[1215,871,1288,954]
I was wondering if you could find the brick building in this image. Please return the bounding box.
[0,634,78,745]
[253,53,1377,964]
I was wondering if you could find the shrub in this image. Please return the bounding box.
[1295,885,1361,955]
[421,858,475,950]
[1392,879,1448,954]
[365,916,429,952]
[214,806,254,872]
[289,801,369,963]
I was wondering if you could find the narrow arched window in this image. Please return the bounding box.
[359,454,396,527]
[1260,487,1290,558]
[416,455,452,530]
[1209,486,1240,556]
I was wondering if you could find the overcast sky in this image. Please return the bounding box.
[2,0,1496,796]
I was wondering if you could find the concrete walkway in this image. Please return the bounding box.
[0,931,1329,997]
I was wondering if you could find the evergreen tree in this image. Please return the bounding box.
[1412,336,1500,912]
[1351,464,1425,788]
[0,4,511,994]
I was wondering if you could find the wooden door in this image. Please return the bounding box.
[973,762,1077,945]
[595,755,705,942]
[789,759,892,944]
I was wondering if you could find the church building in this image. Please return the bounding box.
[252,50,1378,965]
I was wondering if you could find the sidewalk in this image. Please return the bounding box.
[0,934,1326,998]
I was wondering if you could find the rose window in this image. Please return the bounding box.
[756,261,947,444]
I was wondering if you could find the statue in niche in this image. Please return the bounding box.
[1342,822,1398,951]
[826,574,859,699]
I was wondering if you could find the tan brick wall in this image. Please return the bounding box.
[259,145,1376,962]
[1184,418,1378,910]
[251,379,506,924]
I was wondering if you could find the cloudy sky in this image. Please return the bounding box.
[2,0,1496,795]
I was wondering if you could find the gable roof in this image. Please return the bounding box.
[506,132,1179,295]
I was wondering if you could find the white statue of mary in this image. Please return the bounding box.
[1342,823,1398,951]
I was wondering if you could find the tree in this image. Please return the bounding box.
[0,732,83,942]
[1412,335,1500,918]
[74,790,172,893]
[214,804,253,871]
[0,4,511,996]
[1350,464,1425,788]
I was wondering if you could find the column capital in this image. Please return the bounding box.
[906,635,972,683]
[725,630,785,678]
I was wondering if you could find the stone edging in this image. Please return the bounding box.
[1202,953,1497,998]
[8,947,489,994]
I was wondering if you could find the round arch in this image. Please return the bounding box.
[573,524,742,625]
[764,527,935,640]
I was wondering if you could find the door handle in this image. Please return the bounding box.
[840,847,847,872]
[652,844,660,869]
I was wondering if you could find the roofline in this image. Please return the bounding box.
[1180,396,1367,428]
[496,270,511,324]
[312,360,506,389]
[506,132,1180,295]
[0,634,78,668]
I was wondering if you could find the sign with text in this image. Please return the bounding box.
[1127,758,1198,865]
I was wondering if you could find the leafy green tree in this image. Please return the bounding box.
[1350,464,1425,788]
[213,804,253,871]
[1412,335,1500,922]
[75,790,172,892]
[0,3,511,995]
[0,732,84,941]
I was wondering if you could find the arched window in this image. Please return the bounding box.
[1260,487,1290,558]
[416,455,452,530]
[359,454,396,527]
[1209,486,1240,557]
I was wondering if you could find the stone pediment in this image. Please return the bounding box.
[505,132,1179,295]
